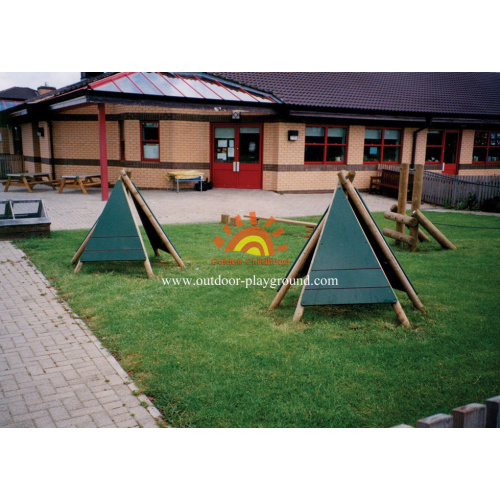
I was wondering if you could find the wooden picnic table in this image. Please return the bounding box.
[3,172,56,193]
[58,174,101,195]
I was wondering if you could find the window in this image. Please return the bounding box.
[305,126,347,163]
[473,131,500,163]
[363,128,401,163]
[141,121,159,161]
[13,126,23,155]
[425,130,443,163]
[119,120,125,161]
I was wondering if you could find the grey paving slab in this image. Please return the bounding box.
[0,184,464,232]
[0,242,160,428]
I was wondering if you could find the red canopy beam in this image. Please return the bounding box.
[98,103,109,201]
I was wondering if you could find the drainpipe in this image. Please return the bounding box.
[411,119,432,169]
[48,120,56,180]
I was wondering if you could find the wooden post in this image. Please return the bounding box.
[98,103,109,202]
[390,203,430,242]
[74,261,83,274]
[120,170,186,268]
[337,170,424,311]
[409,164,424,251]
[392,300,410,327]
[396,163,410,245]
[269,213,327,309]
[485,396,500,428]
[383,228,417,246]
[452,403,486,428]
[416,413,453,428]
[383,211,418,226]
[412,209,457,250]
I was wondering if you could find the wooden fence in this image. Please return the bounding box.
[393,395,500,428]
[377,165,500,207]
[0,154,24,179]
[419,171,500,207]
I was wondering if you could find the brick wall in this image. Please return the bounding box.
[347,126,365,164]
[459,129,474,164]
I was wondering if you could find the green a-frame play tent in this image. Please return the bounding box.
[72,170,185,277]
[270,170,424,327]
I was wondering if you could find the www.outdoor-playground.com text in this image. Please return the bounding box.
[161,275,339,289]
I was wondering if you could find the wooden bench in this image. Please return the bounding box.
[58,174,101,195]
[3,172,56,193]
[370,169,414,198]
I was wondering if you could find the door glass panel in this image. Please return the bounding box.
[444,133,458,163]
[214,127,235,163]
[239,127,260,163]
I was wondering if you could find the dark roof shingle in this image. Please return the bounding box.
[0,86,38,100]
[214,72,500,117]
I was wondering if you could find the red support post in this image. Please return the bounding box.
[98,103,109,201]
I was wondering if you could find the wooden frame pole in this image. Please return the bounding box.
[120,169,186,269]
[409,164,424,251]
[413,209,457,250]
[71,221,97,264]
[337,170,424,311]
[269,215,327,309]
[396,163,410,245]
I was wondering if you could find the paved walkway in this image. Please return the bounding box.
[0,242,160,427]
[0,185,445,231]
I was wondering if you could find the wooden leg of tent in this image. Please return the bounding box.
[120,169,186,269]
[144,258,154,278]
[269,216,326,309]
[154,248,160,257]
[292,279,309,323]
[71,222,97,264]
[393,300,410,327]
[74,261,83,274]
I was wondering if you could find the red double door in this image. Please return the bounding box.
[211,124,262,189]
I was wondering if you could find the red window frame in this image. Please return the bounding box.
[140,121,160,161]
[119,120,126,161]
[304,125,348,164]
[363,127,402,164]
[472,130,500,164]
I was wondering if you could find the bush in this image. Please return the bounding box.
[481,196,500,213]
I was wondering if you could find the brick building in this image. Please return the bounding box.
[1,72,499,194]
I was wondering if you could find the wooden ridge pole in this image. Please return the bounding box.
[337,170,424,311]
[396,164,410,245]
[412,210,457,250]
[269,213,327,309]
[120,169,186,269]
[121,178,154,278]
[409,164,424,251]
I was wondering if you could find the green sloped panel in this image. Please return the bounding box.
[302,187,396,306]
[130,181,181,257]
[91,180,141,238]
[80,180,146,263]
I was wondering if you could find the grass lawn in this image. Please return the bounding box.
[15,210,500,427]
